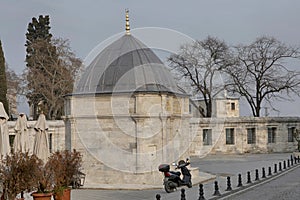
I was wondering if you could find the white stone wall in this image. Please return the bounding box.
[7,120,65,154]
[64,93,192,186]
[212,98,239,118]
[191,97,240,118]
[189,117,300,155]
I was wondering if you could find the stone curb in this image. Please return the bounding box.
[80,171,216,190]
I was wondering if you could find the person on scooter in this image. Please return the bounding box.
[177,159,192,188]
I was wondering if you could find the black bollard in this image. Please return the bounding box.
[156,194,161,200]
[279,162,282,171]
[298,156,300,163]
[237,174,243,187]
[247,171,252,184]
[226,176,232,191]
[181,188,186,200]
[274,164,277,173]
[283,160,286,169]
[213,181,221,196]
[255,169,259,181]
[198,184,206,200]
[288,159,290,168]
[268,166,272,176]
[262,167,266,178]
[291,155,294,166]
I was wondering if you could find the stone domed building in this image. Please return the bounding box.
[64,11,193,187]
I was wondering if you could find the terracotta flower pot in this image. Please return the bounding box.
[31,193,52,200]
[54,188,71,200]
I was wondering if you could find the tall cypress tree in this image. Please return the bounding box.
[25,15,54,119]
[25,15,81,120]
[0,40,9,115]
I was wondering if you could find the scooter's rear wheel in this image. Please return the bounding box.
[164,181,176,193]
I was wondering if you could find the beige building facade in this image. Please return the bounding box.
[64,92,192,186]
[189,116,299,156]
[63,25,195,186]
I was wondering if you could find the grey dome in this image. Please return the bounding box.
[74,34,186,95]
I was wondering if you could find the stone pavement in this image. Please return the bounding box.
[71,153,295,200]
[222,164,300,200]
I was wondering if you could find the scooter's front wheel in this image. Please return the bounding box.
[164,181,176,193]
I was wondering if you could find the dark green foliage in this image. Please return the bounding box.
[24,15,82,120]
[25,15,56,119]
[25,15,52,59]
[0,40,9,115]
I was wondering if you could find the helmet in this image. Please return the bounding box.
[178,160,185,166]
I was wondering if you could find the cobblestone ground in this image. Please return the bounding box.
[224,165,300,200]
[3,153,296,200]
[71,153,295,200]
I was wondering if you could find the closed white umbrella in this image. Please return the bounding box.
[13,113,29,153]
[0,102,10,157]
[33,112,49,163]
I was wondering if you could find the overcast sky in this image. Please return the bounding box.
[0,0,300,116]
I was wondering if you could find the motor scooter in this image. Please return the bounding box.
[158,158,192,193]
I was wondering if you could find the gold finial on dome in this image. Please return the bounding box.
[125,9,130,35]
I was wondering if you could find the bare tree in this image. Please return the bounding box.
[226,36,300,117]
[23,38,82,119]
[168,36,233,117]
[6,67,21,115]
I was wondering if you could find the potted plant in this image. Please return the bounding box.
[0,152,41,200]
[47,149,82,200]
[31,159,54,200]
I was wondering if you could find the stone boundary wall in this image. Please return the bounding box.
[6,116,300,157]
[7,120,65,154]
[189,116,300,155]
